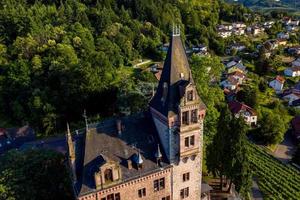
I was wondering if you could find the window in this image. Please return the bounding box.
[103,193,120,200]
[107,194,114,200]
[180,187,189,199]
[183,172,190,182]
[182,111,189,125]
[184,137,189,147]
[190,135,195,146]
[104,168,113,182]
[115,193,120,200]
[154,178,165,191]
[162,196,170,200]
[187,90,193,101]
[184,135,195,148]
[138,188,146,198]
[191,109,198,123]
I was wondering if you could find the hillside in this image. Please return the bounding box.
[226,0,300,11]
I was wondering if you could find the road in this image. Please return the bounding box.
[251,178,263,200]
[273,132,296,163]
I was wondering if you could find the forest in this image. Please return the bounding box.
[0,0,251,136]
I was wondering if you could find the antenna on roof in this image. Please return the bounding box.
[172,23,180,37]
[83,109,89,133]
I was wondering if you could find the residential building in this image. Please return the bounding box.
[282,90,300,105]
[220,76,239,91]
[284,66,300,77]
[277,32,289,39]
[68,28,207,200]
[269,76,285,93]
[292,58,300,67]
[228,101,257,126]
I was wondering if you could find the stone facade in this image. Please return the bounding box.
[78,168,172,200]
[68,28,206,200]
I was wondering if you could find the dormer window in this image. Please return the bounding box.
[187,91,193,101]
[104,169,113,182]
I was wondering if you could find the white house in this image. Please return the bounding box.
[284,67,300,77]
[220,76,239,91]
[269,76,285,92]
[218,30,232,38]
[228,101,257,126]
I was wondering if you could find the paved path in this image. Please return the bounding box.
[273,132,296,163]
[251,178,263,200]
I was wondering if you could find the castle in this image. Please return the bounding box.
[67,27,207,200]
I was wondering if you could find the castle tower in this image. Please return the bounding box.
[149,25,206,200]
[66,123,77,183]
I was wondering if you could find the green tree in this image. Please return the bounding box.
[207,105,252,198]
[258,110,288,145]
[0,149,73,200]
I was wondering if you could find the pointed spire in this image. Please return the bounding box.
[67,122,75,160]
[155,144,162,159]
[66,122,77,182]
[137,150,143,165]
[83,109,89,133]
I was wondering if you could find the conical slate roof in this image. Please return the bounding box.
[150,34,193,117]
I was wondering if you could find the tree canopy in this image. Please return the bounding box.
[0,149,73,200]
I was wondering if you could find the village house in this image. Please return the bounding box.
[232,22,246,29]
[288,46,300,56]
[228,101,257,126]
[227,71,245,84]
[276,39,288,46]
[277,32,289,39]
[281,90,300,105]
[218,30,232,38]
[269,76,285,93]
[263,21,275,29]
[227,43,246,54]
[220,76,239,91]
[283,17,299,26]
[67,28,208,200]
[292,58,300,67]
[284,66,300,77]
[247,25,265,36]
[227,62,246,74]
[232,28,245,36]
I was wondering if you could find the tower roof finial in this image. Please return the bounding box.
[83,109,89,133]
[66,122,75,160]
[172,23,180,37]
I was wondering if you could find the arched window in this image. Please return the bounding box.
[104,169,113,182]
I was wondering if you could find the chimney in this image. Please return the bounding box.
[116,119,122,136]
[66,123,77,183]
[161,82,168,103]
[126,159,133,170]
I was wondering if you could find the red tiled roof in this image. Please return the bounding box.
[228,71,245,78]
[275,75,285,84]
[228,101,256,115]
